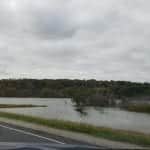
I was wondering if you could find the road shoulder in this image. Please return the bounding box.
[0,117,146,149]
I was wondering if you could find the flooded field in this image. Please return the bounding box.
[0,98,150,133]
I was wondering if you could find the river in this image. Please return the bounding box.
[0,98,149,134]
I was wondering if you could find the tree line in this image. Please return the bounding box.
[0,79,150,106]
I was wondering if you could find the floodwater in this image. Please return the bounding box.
[0,98,150,133]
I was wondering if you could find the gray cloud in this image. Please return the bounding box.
[0,0,150,82]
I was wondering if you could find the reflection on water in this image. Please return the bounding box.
[93,107,105,114]
[0,98,150,133]
[74,105,88,117]
[74,105,105,116]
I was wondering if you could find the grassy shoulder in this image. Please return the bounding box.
[0,111,150,146]
[125,104,150,114]
[0,104,46,108]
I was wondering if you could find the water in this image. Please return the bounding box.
[0,98,150,133]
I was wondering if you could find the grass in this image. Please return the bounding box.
[0,111,150,146]
[125,104,150,114]
[0,104,47,108]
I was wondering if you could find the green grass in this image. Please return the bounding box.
[0,104,47,108]
[125,104,150,114]
[0,112,150,147]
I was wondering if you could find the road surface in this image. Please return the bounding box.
[0,121,97,146]
[0,121,144,149]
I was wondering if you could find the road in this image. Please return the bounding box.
[0,121,97,146]
[0,121,144,149]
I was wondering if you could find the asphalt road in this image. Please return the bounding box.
[0,122,142,149]
[0,121,98,146]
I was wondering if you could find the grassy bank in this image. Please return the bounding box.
[0,104,46,108]
[125,104,150,114]
[0,111,150,146]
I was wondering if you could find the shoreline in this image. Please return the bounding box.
[0,104,47,108]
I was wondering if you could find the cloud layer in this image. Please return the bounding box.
[0,0,150,82]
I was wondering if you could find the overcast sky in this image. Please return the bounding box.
[0,0,150,82]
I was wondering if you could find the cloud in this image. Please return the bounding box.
[0,0,150,82]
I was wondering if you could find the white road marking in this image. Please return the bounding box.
[0,124,65,144]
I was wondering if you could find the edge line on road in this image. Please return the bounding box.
[0,124,65,144]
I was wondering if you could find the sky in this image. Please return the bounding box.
[0,0,150,82]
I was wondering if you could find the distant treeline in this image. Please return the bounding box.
[0,79,150,106]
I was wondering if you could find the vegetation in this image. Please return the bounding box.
[0,111,150,146]
[125,104,150,114]
[0,104,46,108]
[0,79,150,106]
